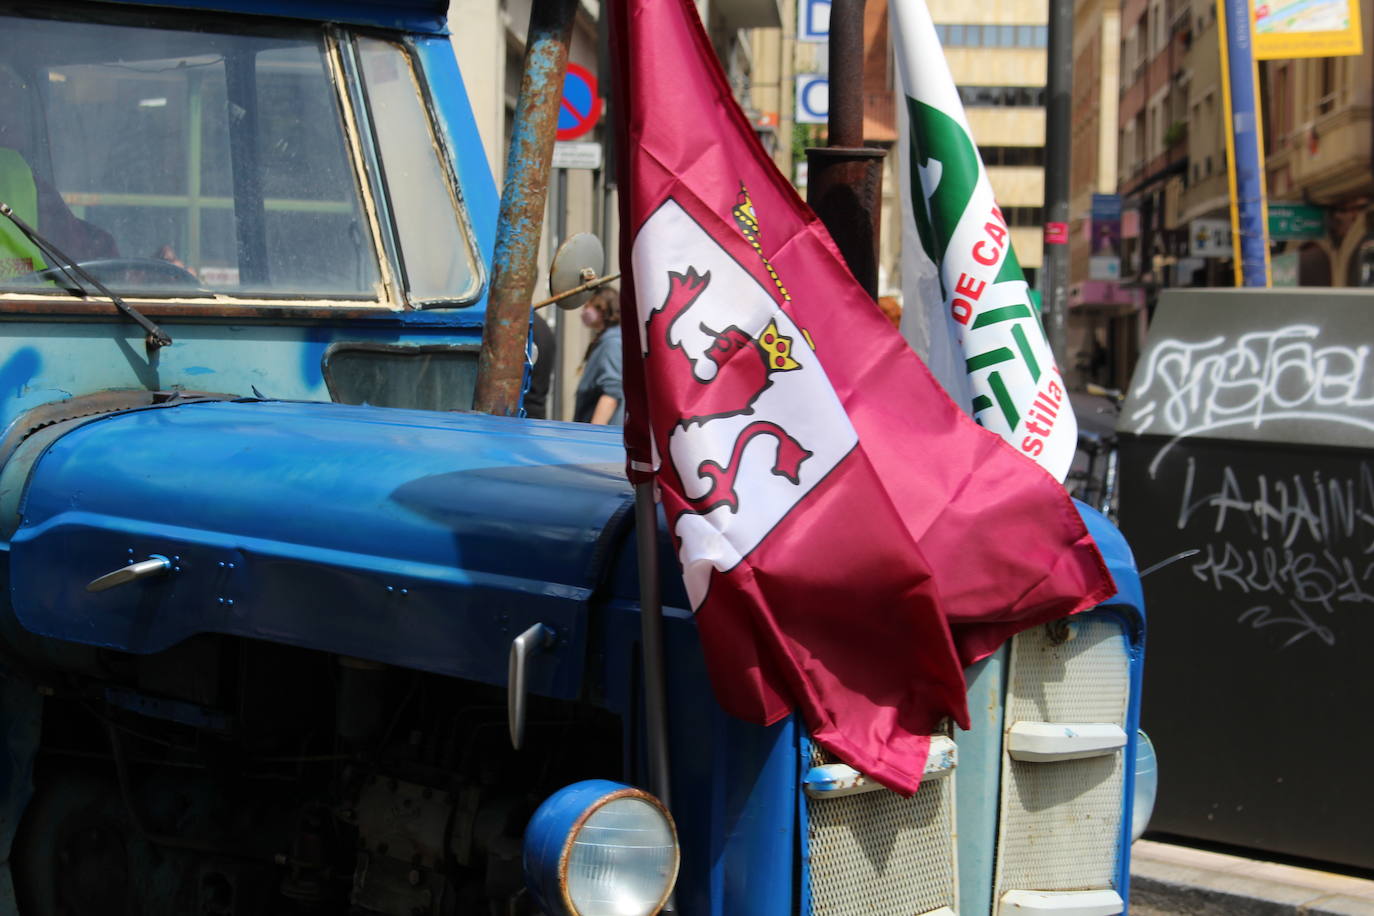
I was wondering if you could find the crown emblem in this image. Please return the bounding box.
[758,320,800,371]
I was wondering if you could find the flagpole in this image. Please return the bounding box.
[609,0,674,818]
[634,482,674,814]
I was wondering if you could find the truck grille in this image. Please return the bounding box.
[804,741,957,916]
[994,614,1130,907]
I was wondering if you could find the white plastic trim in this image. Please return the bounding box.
[1005,722,1127,763]
[804,735,957,797]
[1000,888,1124,914]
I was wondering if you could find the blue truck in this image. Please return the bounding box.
[0,1,1150,913]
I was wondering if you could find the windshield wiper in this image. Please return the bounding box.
[0,200,172,348]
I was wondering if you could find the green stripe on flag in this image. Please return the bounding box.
[906,97,981,278]
[971,304,1033,328]
[1011,323,1041,382]
[995,241,1025,285]
[989,371,1020,430]
[966,347,1014,372]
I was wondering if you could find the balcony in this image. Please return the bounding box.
[1285,105,1373,201]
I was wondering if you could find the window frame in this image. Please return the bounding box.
[342,29,487,310]
[0,6,485,320]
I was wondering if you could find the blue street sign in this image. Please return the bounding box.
[799,0,831,41]
[795,74,828,124]
[1219,0,1271,285]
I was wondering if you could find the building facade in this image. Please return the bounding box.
[1263,0,1374,287]
[1066,0,1144,389]
[929,0,1052,287]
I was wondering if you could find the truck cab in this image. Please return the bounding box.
[0,2,1150,914]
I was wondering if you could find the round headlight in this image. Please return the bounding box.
[1131,729,1158,842]
[524,780,679,916]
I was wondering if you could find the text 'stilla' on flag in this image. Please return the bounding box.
[891,0,1078,481]
[611,0,1115,795]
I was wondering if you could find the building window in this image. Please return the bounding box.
[980,146,1046,166]
[1000,206,1045,226]
[958,85,1046,106]
[1272,63,1290,142]
[1317,57,1337,114]
[936,24,1047,48]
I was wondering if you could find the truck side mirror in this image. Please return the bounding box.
[546,232,606,310]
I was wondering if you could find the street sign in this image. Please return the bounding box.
[795,74,829,124]
[1090,193,1122,221]
[1044,222,1069,245]
[551,141,603,170]
[556,62,601,141]
[1089,193,1122,280]
[1268,202,1325,240]
[1253,0,1363,58]
[1190,218,1233,257]
[798,0,831,41]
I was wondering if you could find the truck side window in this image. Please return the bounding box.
[2,11,382,300]
[356,38,481,305]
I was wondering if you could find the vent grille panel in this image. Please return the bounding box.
[996,616,1130,898]
[806,743,957,916]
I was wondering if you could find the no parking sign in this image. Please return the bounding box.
[557,62,602,141]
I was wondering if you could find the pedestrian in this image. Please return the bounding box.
[573,286,623,424]
[524,310,555,419]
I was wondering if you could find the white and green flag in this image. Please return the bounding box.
[891,0,1077,481]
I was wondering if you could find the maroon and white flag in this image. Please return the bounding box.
[611,0,1116,794]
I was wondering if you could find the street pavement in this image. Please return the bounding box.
[1131,840,1374,915]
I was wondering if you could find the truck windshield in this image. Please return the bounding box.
[0,10,387,300]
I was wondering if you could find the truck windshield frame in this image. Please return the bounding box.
[0,4,483,314]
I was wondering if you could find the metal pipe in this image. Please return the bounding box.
[634,481,673,813]
[827,0,864,148]
[473,0,578,416]
[532,271,622,309]
[806,0,885,298]
[1042,0,1072,362]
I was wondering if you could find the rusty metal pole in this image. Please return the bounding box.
[806,0,885,298]
[473,0,578,415]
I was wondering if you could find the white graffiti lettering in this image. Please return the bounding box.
[1129,325,1374,475]
[1164,459,1374,649]
[1176,458,1374,550]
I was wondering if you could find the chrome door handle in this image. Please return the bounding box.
[86,555,172,593]
[508,623,555,750]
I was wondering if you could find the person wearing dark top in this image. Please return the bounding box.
[573,287,623,425]
[524,310,556,420]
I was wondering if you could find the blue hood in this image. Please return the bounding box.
[8,400,636,698]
